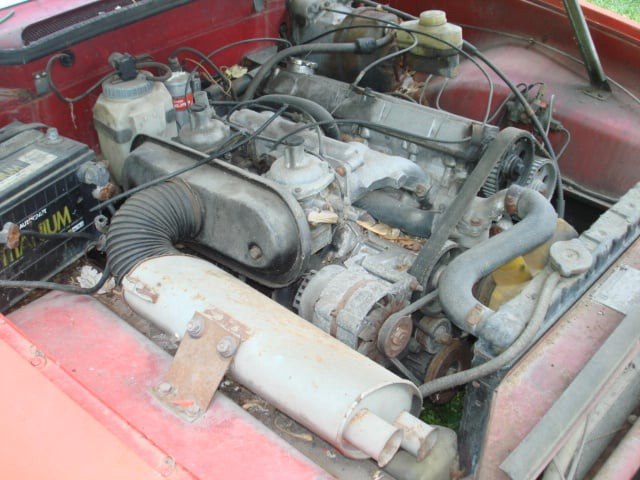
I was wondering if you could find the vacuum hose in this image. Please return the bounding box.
[257,94,341,139]
[105,181,203,284]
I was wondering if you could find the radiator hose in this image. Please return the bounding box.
[105,181,203,284]
[438,185,557,336]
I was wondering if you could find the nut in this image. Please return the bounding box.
[157,382,173,396]
[216,335,238,358]
[186,318,204,338]
[185,403,201,417]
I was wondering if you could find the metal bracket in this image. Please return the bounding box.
[153,309,251,421]
[33,71,49,96]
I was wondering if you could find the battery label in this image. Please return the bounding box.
[1,203,78,269]
[0,148,57,190]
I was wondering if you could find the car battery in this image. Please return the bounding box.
[0,123,100,312]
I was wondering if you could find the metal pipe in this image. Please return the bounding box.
[561,0,610,91]
[438,185,557,337]
[121,254,436,467]
[593,415,640,480]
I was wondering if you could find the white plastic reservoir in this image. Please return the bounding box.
[93,72,177,184]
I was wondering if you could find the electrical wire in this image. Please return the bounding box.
[321,9,495,126]
[134,61,173,82]
[19,230,98,240]
[170,46,235,99]
[456,23,640,106]
[90,104,289,212]
[218,99,327,157]
[556,126,572,159]
[419,271,561,398]
[486,82,528,124]
[273,118,472,147]
[45,54,172,103]
[0,265,111,294]
[342,0,564,216]
[351,30,418,88]
[419,74,433,105]
[207,37,292,59]
[434,78,450,111]
[46,53,116,104]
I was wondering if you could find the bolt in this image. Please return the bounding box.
[157,382,173,396]
[45,127,60,143]
[30,356,44,367]
[216,335,238,358]
[472,381,480,388]
[415,184,427,197]
[335,166,346,177]
[470,217,482,226]
[186,318,204,338]
[185,403,201,417]
[390,329,408,346]
[248,244,263,260]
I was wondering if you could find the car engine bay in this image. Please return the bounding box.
[1,0,639,478]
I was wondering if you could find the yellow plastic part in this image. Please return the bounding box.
[488,219,577,309]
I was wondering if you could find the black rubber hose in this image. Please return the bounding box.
[354,191,435,237]
[256,94,341,139]
[438,185,557,335]
[241,33,395,101]
[105,181,203,284]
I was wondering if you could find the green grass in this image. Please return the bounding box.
[587,0,640,22]
[420,391,465,431]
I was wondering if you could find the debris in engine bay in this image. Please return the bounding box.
[357,219,425,251]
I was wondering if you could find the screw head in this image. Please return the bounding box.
[216,336,238,358]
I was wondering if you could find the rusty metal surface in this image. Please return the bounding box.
[474,237,640,479]
[156,310,249,421]
[424,340,472,405]
[500,304,640,479]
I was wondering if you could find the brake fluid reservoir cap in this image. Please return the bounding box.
[419,10,447,27]
[102,72,153,100]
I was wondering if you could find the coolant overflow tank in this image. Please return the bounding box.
[396,10,463,77]
[93,72,177,184]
